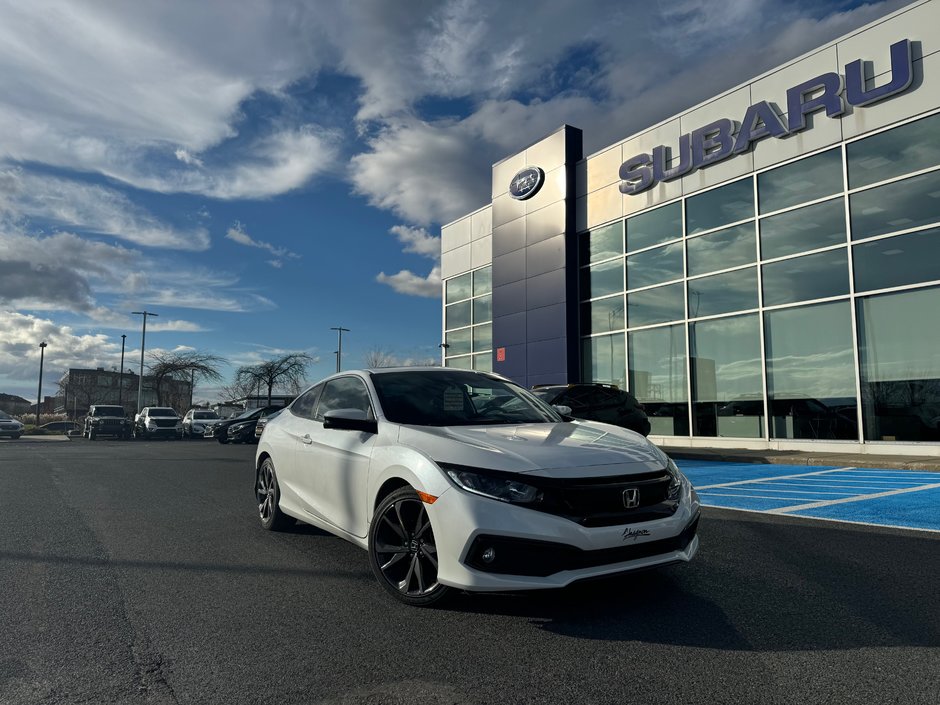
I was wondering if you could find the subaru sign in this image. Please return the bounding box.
[509,166,544,200]
[620,39,916,195]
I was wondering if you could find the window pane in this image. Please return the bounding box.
[759,198,846,260]
[581,296,624,335]
[627,242,683,290]
[849,169,940,240]
[758,148,843,214]
[628,324,689,436]
[687,222,756,276]
[579,221,623,264]
[688,267,758,318]
[848,112,940,189]
[472,266,492,297]
[582,334,626,388]
[762,249,849,306]
[445,356,472,370]
[686,178,754,234]
[853,228,940,293]
[472,323,492,352]
[690,314,763,438]
[316,377,373,420]
[472,353,492,372]
[445,301,471,330]
[627,283,684,328]
[580,258,624,299]
[626,202,681,252]
[445,327,471,356]
[858,286,940,441]
[445,273,472,304]
[473,294,492,324]
[765,302,857,440]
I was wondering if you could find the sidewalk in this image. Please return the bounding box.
[1,435,71,443]
[661,446,940,471]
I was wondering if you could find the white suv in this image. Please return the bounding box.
[133,407,183,440]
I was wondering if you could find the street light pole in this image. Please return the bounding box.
[119,334,126,408]
[131,311,158,414]
[330,327,350,373]
[36,341,47,426]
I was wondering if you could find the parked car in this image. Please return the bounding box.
[207,405,284,444]
[83,404,132,439]
[255,368,698,606]
[254,407,284,441]
[531,383,652,436]
[0,410,24,439]
[182,408,224,438]
[39,420,82,434]
[133,407,182,440]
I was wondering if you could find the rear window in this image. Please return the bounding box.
[192,411,218,419]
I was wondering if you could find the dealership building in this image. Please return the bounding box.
[439,0,940,455]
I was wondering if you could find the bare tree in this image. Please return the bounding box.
[148,351,227,407]
[364,347,397,368]
[234,353,312,406]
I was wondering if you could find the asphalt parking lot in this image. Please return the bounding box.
[1,438,938,704]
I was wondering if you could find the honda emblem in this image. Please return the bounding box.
[622,488,640,509]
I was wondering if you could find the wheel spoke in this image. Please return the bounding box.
[375,542,407,554]
[419,546,438,568]
[398,554,418,593]
[393,502,410,538]
[413,553,426,593]
[380,551,408,571]
[381,514,406,540]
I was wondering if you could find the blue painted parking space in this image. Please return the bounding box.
[675,460,940,532]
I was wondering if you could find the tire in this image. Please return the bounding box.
[255,458,294,531]
[218,435,229,444]
[89,429,96,440]
[368,487,451,607]
[11,434,21,440]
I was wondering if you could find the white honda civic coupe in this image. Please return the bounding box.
[255,368,700,606]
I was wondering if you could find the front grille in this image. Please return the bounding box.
[466,514,699,577]
[97,419,124,428]
[152,418,178,428]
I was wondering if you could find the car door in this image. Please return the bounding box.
[272,385,322,506]
[294,376,377,538]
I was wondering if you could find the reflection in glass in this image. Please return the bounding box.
[446,272,472,304]
[850,169,940,240]
[627,283,684,328]
[857,287,940,441]
[580,258,624,299]
[445,356,472,370]
[690,314,763,438]
[765,302,857,440]
[686,178,754,234]
[759,198,846,260]
[688,267,758,318]
[445,301,471,330]
[848,112,940,189]
[581,296,624,335]
[627,242,683,290]
[627,202,681,252]
[853,228,940,292]
[472,353,492,372]
[472,266,492,297]
[580,221,623,264]
[582,333,626,388]
[762,249,849,306]
[445,327,471,356]
[472,323,492,352]
[687,222,756,276]
[473,294,492,323]
[758,148,842,214]
[628,324,689,435]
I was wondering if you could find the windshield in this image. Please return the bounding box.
[149,408,177,417]
[193,411,219,419]
[0,410,12,420]
[370,370,562,427]
[93,406,125,416]
[233,408,260,420]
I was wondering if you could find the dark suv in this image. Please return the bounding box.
[532,383,651,436]
[84,405,131,440]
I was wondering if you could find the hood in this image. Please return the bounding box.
[397,421,666,478]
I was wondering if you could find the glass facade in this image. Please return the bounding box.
[444,265,493,371]
[576,110,940,442]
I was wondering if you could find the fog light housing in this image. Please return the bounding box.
[481,548,496,563]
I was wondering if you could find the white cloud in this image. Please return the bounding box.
[175,148,204,168]
[225,221,300,264]
[389,225,440,260]
[376,265,441,299]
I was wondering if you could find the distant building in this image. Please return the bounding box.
[56,368,192,418]
[0,393,31,415]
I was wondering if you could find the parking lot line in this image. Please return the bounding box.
[769,481,940,513]
[695,467,853,490]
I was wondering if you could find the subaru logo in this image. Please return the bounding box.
[509,166,544,200]
[622,488,640,509]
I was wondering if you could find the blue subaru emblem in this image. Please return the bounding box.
[509,166,544,200]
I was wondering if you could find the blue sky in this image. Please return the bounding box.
[0,0,909,403]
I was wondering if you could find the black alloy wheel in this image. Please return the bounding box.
[255,458,294,531]
[368,487,450,607]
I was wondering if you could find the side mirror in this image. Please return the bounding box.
[553,404,573,417]
[323,409,378,434]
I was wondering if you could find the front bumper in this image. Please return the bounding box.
[427,478,700,591]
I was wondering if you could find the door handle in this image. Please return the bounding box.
[301,434,313,445]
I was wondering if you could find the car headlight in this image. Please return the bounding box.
[666,457,684,500]
[229,422,249,432]
[439,463,542,504]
